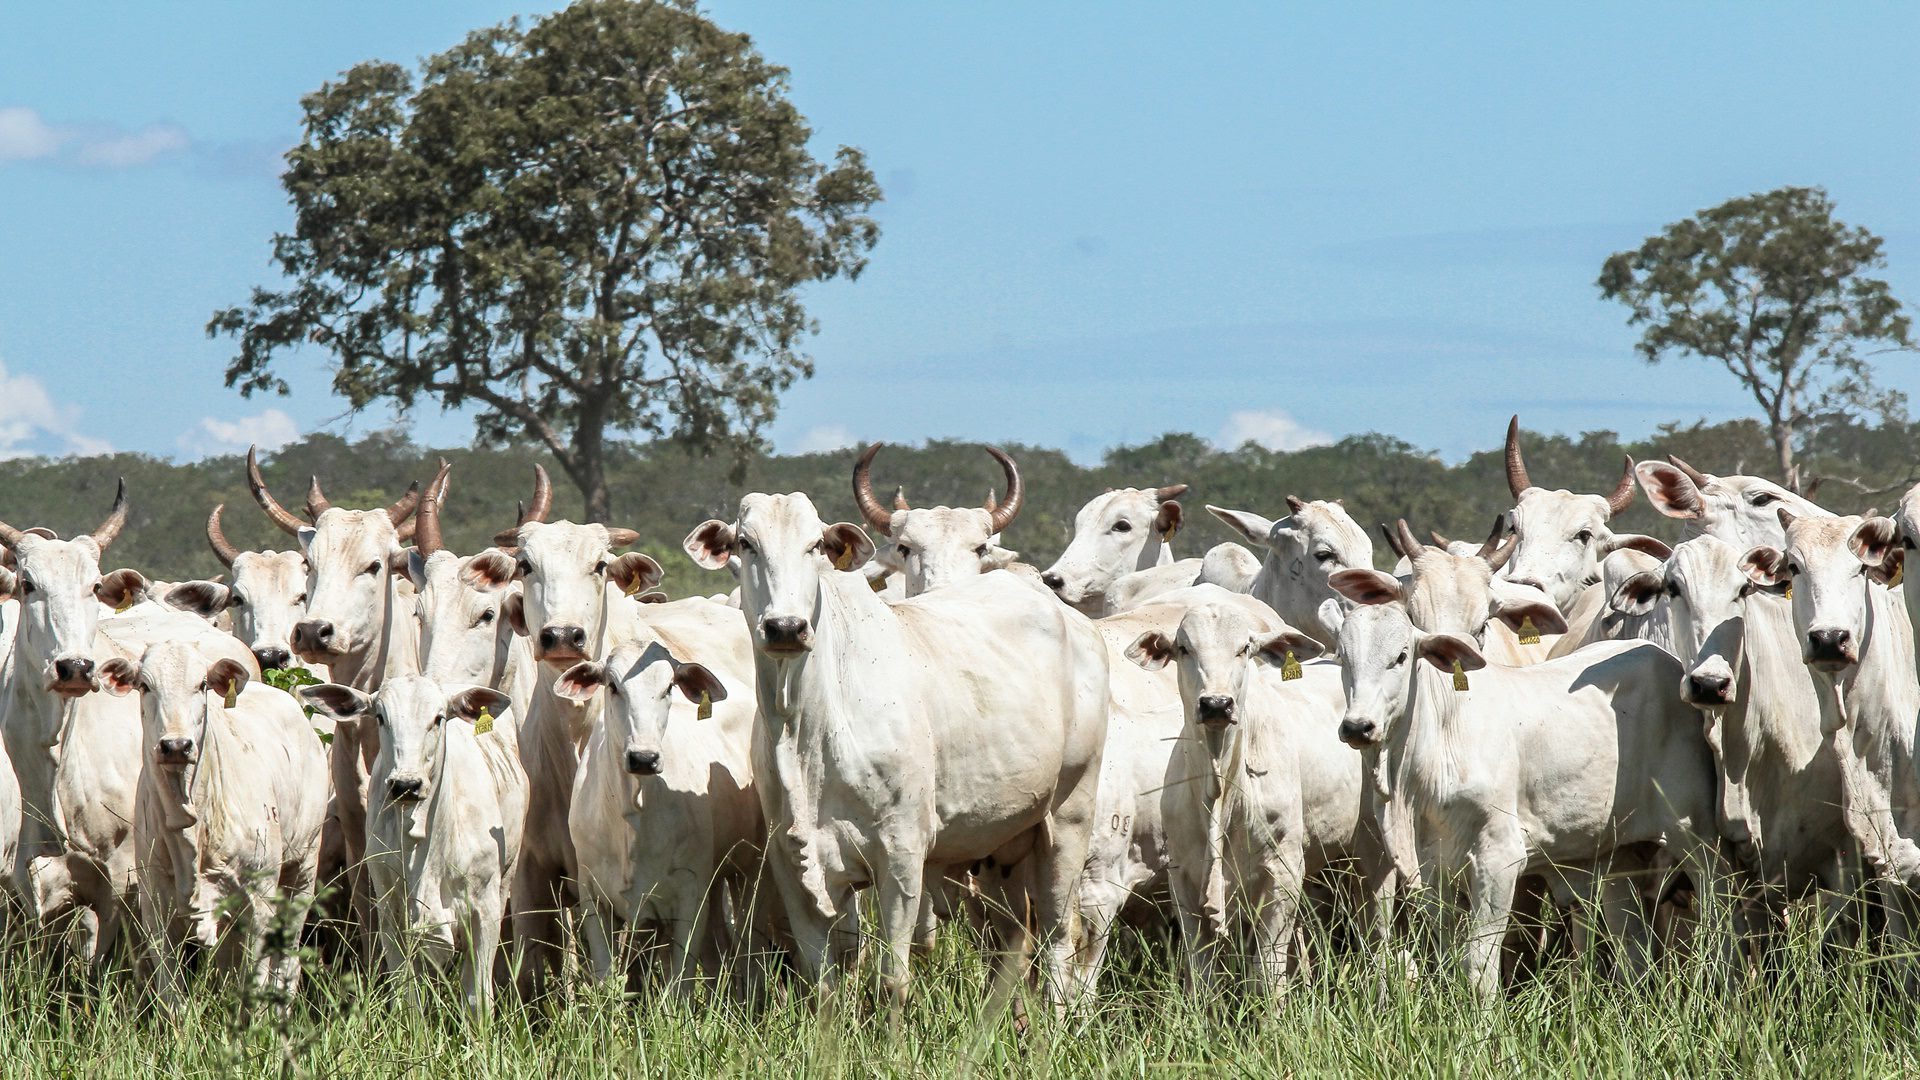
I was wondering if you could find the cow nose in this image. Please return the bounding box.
[1687,672,1732,703]
[1338,718,1377,746]
[52,657,94,685]
[625,749,661,776]
[761,616,812,652]
[1041,571,1065,591]
[1808,628,1853,663]
[387,777,424,802]
[537,625,588,655]
[253,646,291,672]
[293,620,335,653]
[1196,695,1236,725]
[156,737,195,763]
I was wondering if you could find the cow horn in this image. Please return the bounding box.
[206,505,240,568]
[411,465,448,555]
[1154,484,1189,503]
[1394,519,1426,561]
[1606,456,1636,516]
[0,518,22,550]
[1485,530,1520,573]
[1429,529,1454,548]
[1378,523,1405,560]
[306,476,332,521]
[384,477,425,526]
[520,464,553,527]
[1285,495,1308,517]
[985,446,1023,534]
[397,459,453,543]
[1475,515,1506,562]
[895,486,912,511]
[851,443,894,535]
[1505,415,1532,498]
[1667,454,1711,487]
[247,445,307,536]
[91,478,129,553]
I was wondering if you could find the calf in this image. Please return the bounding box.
[1205,497,1374,649]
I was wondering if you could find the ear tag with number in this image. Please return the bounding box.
[1451,659,1470,693]
[832,545,854,571]
[697,691,714,720]
[623,576,645,598]
[223,684,239,709]
[115,594,134,614]
[473,708,495,736]
[1280,651,1303,682]
[1517,616,1541,646]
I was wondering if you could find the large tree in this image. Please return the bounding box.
[1597,186,1911,493]
[210,0,881,521]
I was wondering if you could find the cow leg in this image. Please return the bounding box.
[1033,787,1099,1009]
[1463,835,1523,1001]
[873,860,925,1006]
[767,853,841,991]
[580,902,616,983]
[1249,843,1307,1004]
[463,899,502,1020]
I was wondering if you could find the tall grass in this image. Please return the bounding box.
[3,897,1918,1079]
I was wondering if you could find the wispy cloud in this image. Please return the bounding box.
[177,408,299,461]
[1216,408,1333,452]
[0,358,112,459]
[0,105,192,170]
[789,424,857,455]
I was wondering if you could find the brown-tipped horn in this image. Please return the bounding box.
[1475,515,1506,562]
[1485,530,1520,573]
[1285,495,1308,517]
[1394,519,1426,561]
[1606,456,1636,516]
[91,478,129,552]
[412,483,445,556]
[1505,415,1532,498]
[206,505,239,568]
[985,446,1023,534]
[1154,484,1189,503]
[520,464,552,526]
[397,459,453,543]
[305,476,332,521]
[247,445,306,536]
[1378,523,1405,560]
[851,442,894,535]
[1667,454,1711,487]
[1429,529,1454,548]
[384,478,424,526]
[0,517,23,550]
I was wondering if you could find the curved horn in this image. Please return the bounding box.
[1667,454,1711,487]
[397,459,453,543]
[1606,456,1636,517]
[91,478,129,553]
[411,467,448,556]
[520,464,552,527]
[1429,529,1454,548]
[850,442,894,535]
[305,476,332,521]
[0,517,23,550]
[1475,515,1506,562]
[985,446,1024,534]
[1378,523,1405,560]
[1505,415,1532,498]
[1154,484,1189,503]
[384,478,424,526]
[206,505,239,568]
[247,445,306,536]
[895,486,911,511]
[1485,530,1520,573]
[1394,519,1426,561]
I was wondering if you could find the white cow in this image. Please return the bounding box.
[1332,596,1726,998]
[406,484,535,726]
[685,493,1110,1005]
[1638,455,1828,550]
[100,641,327,993]
[1205,497,1375,649]
[1041,484,1191,615]
[849,443,1027,597]
[186,504,313,674]
[302,676,523,1014]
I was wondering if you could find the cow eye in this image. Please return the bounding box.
[375,709,387,727]
[975,544,989,558]
[1391,650,1408,667]
[1314,550,1335,563]
[1666,580,1680,597]
[1751,492,1777,507]
[475,609,496,626]
[430,714,443,729]
[228,594,247,609]
[1786,562,1802,576]
[896,545,912,558]
[294,593,308,605]
[17,578,34,596]
[516,558,534,577]
[593,560,609,575]
[736,538,756,556]
[1112,520,1134,533]
[362,561,381,576]
[1575,530,1595,544]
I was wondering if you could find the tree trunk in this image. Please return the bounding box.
[1771,417,1799,494]
[566,397,613,524]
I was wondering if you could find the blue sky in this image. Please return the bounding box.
[2,3,1917,465]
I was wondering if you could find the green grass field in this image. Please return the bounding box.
[4,903,1919,1080]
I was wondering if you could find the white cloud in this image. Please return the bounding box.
[0,105,191,169]
[791,424,856,455]
[1216,408,1333,453]
[177,408,299,461]
[0,359,112,459]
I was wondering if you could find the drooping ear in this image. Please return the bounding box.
[1850,516,1899,568]
[980,544,1020,571]
[161,580,230,621]
[821,523,875,572]
[1599,533,1673,560]
[98,657,141,696]
[449,686,511,722]
[608,552,664,597]
[684,520,736,571]
[1636,462,1705,520]
[1417,632,1488,673]
[462,550,519,592]
[300,683,371,721]
[1253,629,1324,665]
[502,592,528,637]
[0,566,15,602]
[206,659,250,703]
[1316,597,1346,639]
[672,662,728,707]
[1328,568,1402,607]
[1125,630,1176,671]
[1606,570,1668,618]
[1741,546,1791,594]
[1153,500,1184,538]
[1488,580,1570,635]
[1205,505,1277,547]
[95,569,149,611]
[553,661,606,703]
[1871,546,1905,587]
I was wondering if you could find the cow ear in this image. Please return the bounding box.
[462,550,518,592]
[684,520,736,571]
[1740,546,1791,593]
[1599,533,1673,560]
[1418,632,1487,673]
[1125,630,1176,671]
[502,592,528,637]
[95,569,149,611]
[449,687,511,723]
[387,550,411,576]
[1851,516,1899,568]
[1154,500,1184,538]
[608,552,664,596]
[297,525,317,552]
[406,549,430,590]
[1606,571,1667,618]
[1316,597,1346,639]
[207,659,250,703]
[1329,568,1402,606]
[1636,462,1705,520]
[301,683,370,721]
[672,662,728,708]
[161,580,229,621]
[1254,630,1323,665]
[821,523,874,572]
[98,658,141,696]
[554,661,606,703]
[0,566,15,602]
[1205,505,1277,547]
[1489,586,1569,635]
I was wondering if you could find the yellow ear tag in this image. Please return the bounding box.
[223,684,239,710]
[1280,651,1303,682]
[1161,525,1178,545]
[868,573,887,592]
[1517,616,1541,646]
[473,708,494,736]
[832,545,854,571]
[1891,563,1905,588]
[114,594,133,614]
[696,691,713,720]
[1784,583,1792,600]
[622,576,645,598]
[1451,659,1470,693]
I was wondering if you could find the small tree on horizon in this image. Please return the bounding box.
[1598,186,1912,494]
[210,0,881,522]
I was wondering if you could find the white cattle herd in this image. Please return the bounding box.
[4,417,1920,1014]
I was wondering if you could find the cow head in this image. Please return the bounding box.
[0,479,135,699]
[1041,484,1188,612]
[403,481,519,686]
[1637,456,1826,550]
[1609,534,1749,707]
[302,674,507,806]
[1335,519,1565,648]
[185,504,309,672]
[100,641,250,768]
[555,643,727,777]
[685,492,872,658]
[1207,496,1371,645]
[1126,600,1320,736]
[1742,510,1901,672]
[485,468,654,669]
[1499,417,1663,614]
[1333,598,1485,749]
[850,443,1024,596]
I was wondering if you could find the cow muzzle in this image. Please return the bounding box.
[155,737,196,766]
[293,619,343,659]
[386,776,426,803]
[759,615,812,655]
[1195,694,1236,727]
[625,749,661,776]
[1683,669,1734,706]
[536,624,589,664]
[48,656,96,697]
[1338,716,1380,748]
[252,645,292,672]
[1806,627,1856,670]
